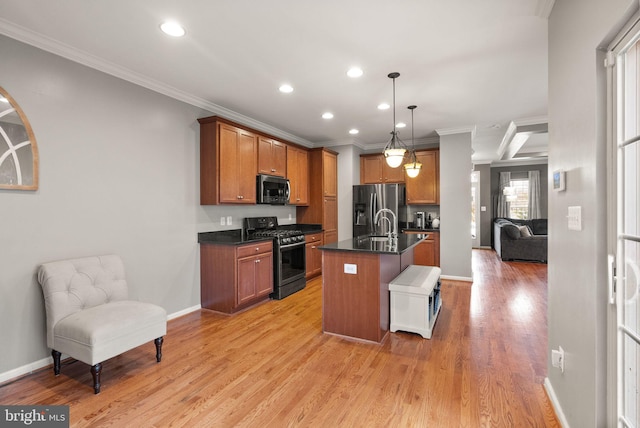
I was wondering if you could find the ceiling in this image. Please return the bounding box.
[0,0,552,165]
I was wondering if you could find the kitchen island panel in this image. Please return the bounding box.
[322,251,383,342]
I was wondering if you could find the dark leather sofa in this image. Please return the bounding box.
[493,217,547,263]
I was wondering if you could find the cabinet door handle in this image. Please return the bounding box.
[255,259,261,263]
[312,246,316,249]
[255,247,260,251]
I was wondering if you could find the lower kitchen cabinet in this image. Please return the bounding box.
[200,241,273,314]
[305,232,323,279]
[405,231,440,266]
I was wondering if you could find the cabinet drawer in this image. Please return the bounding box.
[305,232,323,243]
[237,241,273,258]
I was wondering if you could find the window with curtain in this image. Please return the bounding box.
[507,178,529,219]
[499,170,540,220]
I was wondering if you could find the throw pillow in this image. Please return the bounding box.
[502,224,521,239]
[518,225,532,237]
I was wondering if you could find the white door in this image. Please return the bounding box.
[609,15,640,427]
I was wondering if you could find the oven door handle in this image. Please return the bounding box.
[279,241,306,250]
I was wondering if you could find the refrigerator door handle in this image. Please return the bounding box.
[370,192,375,234]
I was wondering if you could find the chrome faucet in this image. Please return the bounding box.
[374,208,397,238]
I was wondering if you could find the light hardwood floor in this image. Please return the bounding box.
[0,249,559,427]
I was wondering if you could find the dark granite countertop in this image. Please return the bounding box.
[402,227,440,233]
[197,223,323,245]
[319,233,426,255]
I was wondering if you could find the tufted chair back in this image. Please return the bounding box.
[37,255,129,348]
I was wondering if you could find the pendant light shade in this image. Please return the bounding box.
[403,105,422,178]
[382,72,407,168]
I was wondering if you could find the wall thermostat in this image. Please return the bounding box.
[553,170,566,191]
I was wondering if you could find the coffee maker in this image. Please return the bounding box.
[415,212,425,229]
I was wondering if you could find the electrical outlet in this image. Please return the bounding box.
[344,264,357,274]
[226,216,232,225]
[220,217,226,226]
[552,346,565,372]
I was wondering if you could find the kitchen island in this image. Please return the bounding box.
[319,233,425,343]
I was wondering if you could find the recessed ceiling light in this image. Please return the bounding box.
[349,129,359,135]
[347,67,363,78]
[378,103,390,110]
[279,84,294,93]
[322,112,334,119]
[396,122,406,128]
[160,21,186,37]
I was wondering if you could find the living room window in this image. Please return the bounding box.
[508,179,530,219]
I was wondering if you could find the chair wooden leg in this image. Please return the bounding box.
[154,337,163,362]
[52,350,61,376]
[91,363,102,394]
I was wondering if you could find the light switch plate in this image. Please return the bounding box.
[480,206,487,212]
[568,206,582,231]
[220,217,226,226]
[226,216,232,225]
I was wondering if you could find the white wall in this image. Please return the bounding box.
[0,35,295,378]
[438,130,473,280]
[547,1,635,426]
[333,144,363,240]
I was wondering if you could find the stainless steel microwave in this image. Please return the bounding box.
[256,174,290,205]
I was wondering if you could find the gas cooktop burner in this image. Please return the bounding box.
[244,217,306,245]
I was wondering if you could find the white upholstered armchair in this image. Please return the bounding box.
[37,254,167,394]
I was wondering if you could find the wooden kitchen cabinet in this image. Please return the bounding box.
[198,116,257,205]
[297,148,338,245]
[200,241,273,314]
[258,136,286,177]
[305,232,323,279]
[405,230,440,266]
[286,145,309,205]
[360,154,405,184]
[405,149,439,204]
[323,150,338,197]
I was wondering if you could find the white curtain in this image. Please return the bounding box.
[497,171,511,217]
[528,170,541,219]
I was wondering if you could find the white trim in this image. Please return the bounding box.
[0,18,314,148]
[0,356,52,384]
[440,275,473,282]
[544,377,570,427]
[167,304,201,321]
[436,125,477,138]
[0,305,202,385]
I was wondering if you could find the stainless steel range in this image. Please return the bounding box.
[244,216,306,300]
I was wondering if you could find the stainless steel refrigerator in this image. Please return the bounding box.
[353,183,407,237]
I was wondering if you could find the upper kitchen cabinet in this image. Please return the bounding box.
[286,145,309,205]
[198,116,257,205]
[258,136,286,177]
[297,148,338,244]
[360,154,405,184]
[405,149,439,205]
[322,150,338,197]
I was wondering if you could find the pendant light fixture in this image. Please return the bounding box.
[403,105,422,178]
[382,72,407,168]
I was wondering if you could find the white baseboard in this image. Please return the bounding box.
[544,377,569,427]
[0,305,202,385]
[441,275,473,282]
[0,356,53,384]
[167,304,201,321]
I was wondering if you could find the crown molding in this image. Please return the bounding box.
[436,125,477,139]
[0,18,315,148]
